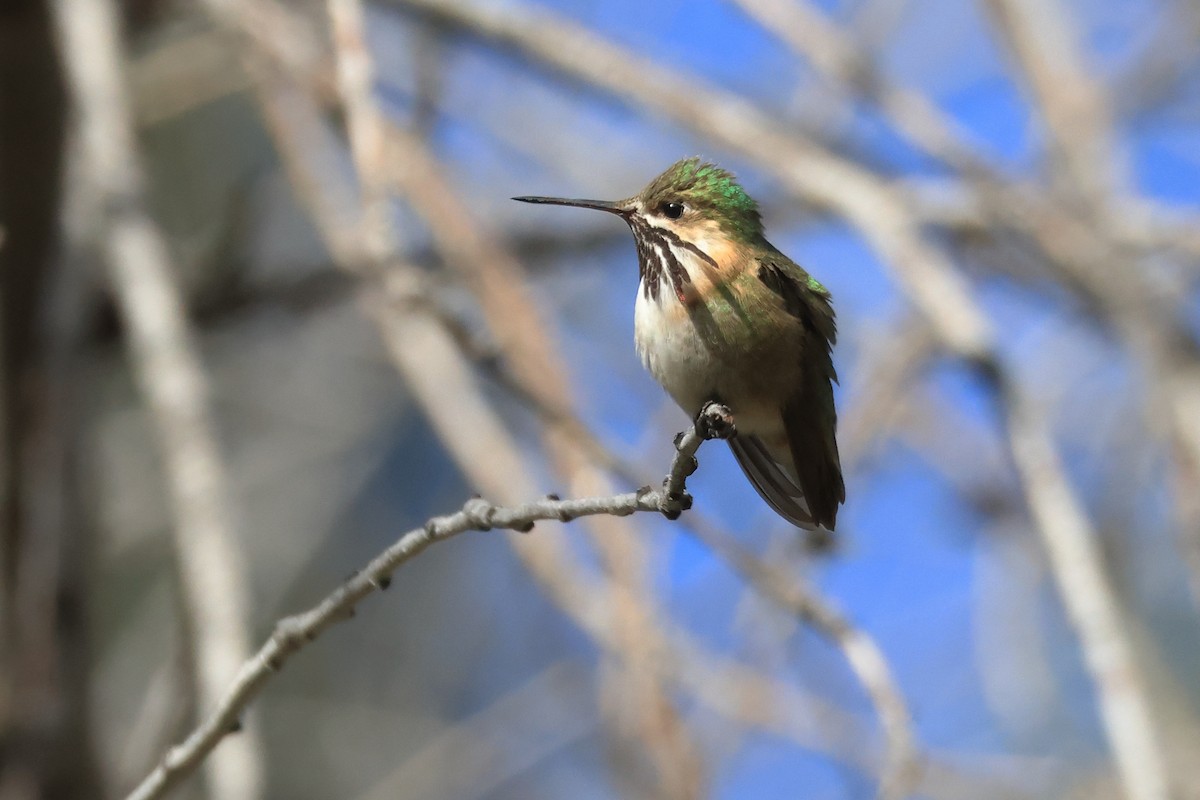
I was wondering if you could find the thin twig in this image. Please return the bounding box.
[124,414,722,800]
[51,2,263,799]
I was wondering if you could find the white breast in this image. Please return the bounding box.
[633,278,718,416]
[632,270,801,441]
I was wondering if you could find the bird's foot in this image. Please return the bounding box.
[695,402,736,440]
[659,490,693,520]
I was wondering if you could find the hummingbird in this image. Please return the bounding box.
[514,158,844,530]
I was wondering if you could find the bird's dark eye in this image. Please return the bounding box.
[661,202,685,219]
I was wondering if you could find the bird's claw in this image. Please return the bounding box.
[660,490,693,520]
[695,402,736,440]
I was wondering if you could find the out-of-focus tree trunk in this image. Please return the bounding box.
[0,2,100,798]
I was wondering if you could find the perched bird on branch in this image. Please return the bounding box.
[517,158,844,530]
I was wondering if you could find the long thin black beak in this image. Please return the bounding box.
[512,196,628,216]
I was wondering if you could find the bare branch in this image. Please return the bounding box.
[124,414,721,800]
[730,0,993,173]
[326,0,393,265]
[983,0,1121,204]
[51,1,263,798]
[1002,384,1170,800]
[1111,0,1200,120]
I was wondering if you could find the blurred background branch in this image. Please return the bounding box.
[1,0,1197,798]
[51,1,263,799]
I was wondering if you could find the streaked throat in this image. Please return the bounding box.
[630,219,719,305]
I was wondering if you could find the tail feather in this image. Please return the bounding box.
[728,435,816,529]
[781,391,845,530]
[727,385,845,531]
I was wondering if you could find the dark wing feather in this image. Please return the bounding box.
[728,435,815,529]
[754,256,846,530]
[782,361,845,529]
